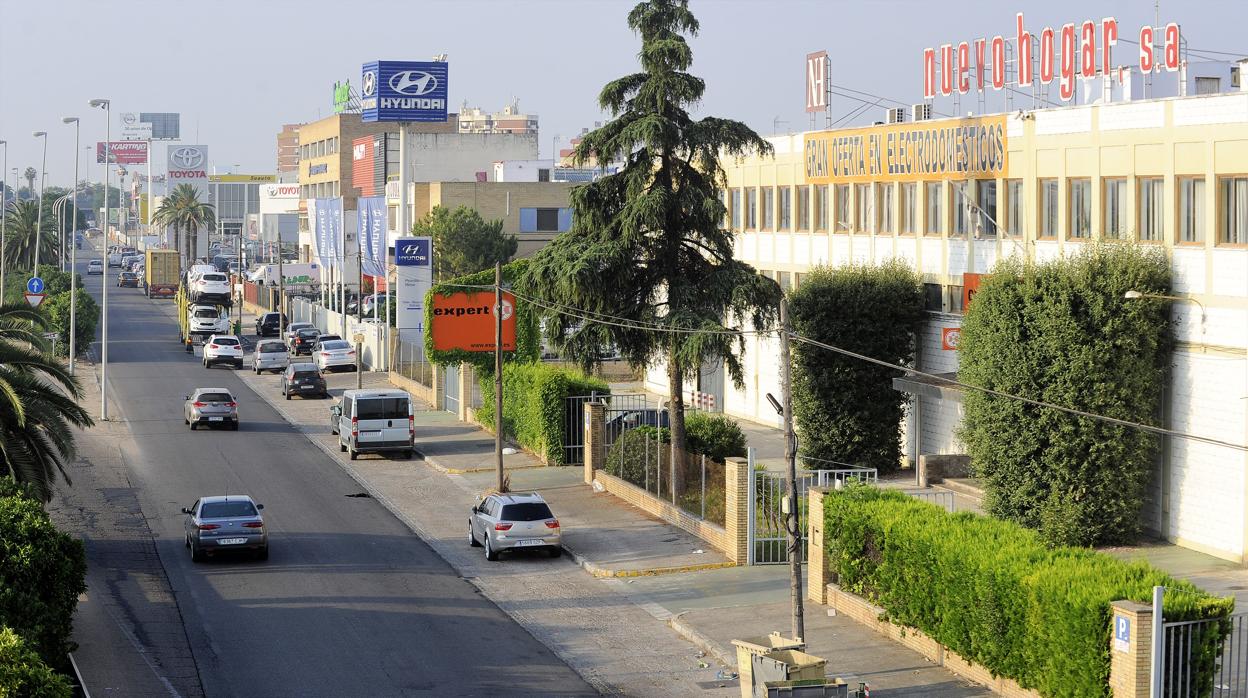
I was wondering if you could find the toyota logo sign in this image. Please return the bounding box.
[170,147,204,169]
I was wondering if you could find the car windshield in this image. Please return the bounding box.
[289,323,311,332]
[319,335,341,342]
[213,338,239,346]
[500,502,554,521]
[291,364,320,374]
[296,329,319,338]
[322,341,350,350]
[200,501,257,518]
[258,342,284,353]
[201,274,226,282]
[193,309,218,318]
[356,398,409,420]
[196,392,232,402]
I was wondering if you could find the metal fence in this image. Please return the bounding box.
[750,456,878,565]
[603,428,726,527]
[1163,612,1246,697]
[563,393,649,465]
[443,364,460,415]
[393,339,435,389]
[900,488,957,512]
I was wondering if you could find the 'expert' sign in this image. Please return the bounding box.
[430,291,516,352]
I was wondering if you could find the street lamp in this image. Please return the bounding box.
[90,98,110,420]
[32,131,48,272]
[63,117,80,374]
[0,139,7,306]
[1124,290,1207,339]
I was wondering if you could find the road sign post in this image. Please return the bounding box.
[27,277,45,294]
[23,292,45,308]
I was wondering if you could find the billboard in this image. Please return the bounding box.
[394,237,433,342]
[360,60,449,122]
[430,291,516,352]
[139,112,180,140]
[119,113,153,141]
[97,141,148,164]
[803,115,1006,184]
[805,50,829,113]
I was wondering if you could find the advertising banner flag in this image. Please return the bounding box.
[324,197,343,269]
[309,199,328,270]
[357,197,387,278]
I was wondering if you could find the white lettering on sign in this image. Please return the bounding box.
[922,13,1180,101]
[805,50,829,113]
[379,97,446,110]
[168,171,206,179]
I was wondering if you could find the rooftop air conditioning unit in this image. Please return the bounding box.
[912,103,932,121]
[886,108,906,124]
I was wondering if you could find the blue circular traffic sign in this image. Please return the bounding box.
[26,277,44,294]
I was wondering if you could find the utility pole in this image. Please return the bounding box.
[33,131,48,272]
[495,261,505,493]
[1,140,7,306]
[779,297,805,642]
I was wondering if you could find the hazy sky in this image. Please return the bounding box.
[2,0,1245,187]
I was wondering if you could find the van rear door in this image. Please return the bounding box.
[354,396,411,448]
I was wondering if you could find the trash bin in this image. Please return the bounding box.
[731,633,806,698]
[762,678,852,698]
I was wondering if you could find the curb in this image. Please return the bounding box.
[668,612,737,671]
[418,454,548,476]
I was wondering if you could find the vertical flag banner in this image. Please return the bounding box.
[325,197,344,270]
[357,197,387,278]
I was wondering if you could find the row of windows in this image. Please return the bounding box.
[725,176,1248,245]
[300,181,341,200]
[757,268,969,316]
[299,137,340,161]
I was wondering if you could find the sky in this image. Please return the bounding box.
[1,0,1246,188]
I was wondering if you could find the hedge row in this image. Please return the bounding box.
[476,363,608,465]
[2,265,99,358]
[824,485,1233,697]
[0,627,71,697]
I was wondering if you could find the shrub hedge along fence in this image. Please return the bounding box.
[788,262,925,474]
[957,245,1172,547]
[824,485,1232,697]
[476,363,608,465]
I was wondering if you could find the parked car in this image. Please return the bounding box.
[203,334,244,369]
[289,327,321,356]
[361,293,394,316]
[313,334,342,351]
[117,271,140,288]
[468,492,561,561]
[252,339,289,374]
[315,339,356,372]
[192,272,232,305]
[87,259,103,275]
[107,247,136,267]
[183,388,239,430]
[281,363,328,400]
[335,388,414,460]
[182,495,267,561]
[283,322,314,343]
[604,408,670,443]
[254,312,288,337]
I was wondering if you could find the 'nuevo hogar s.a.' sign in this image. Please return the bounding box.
[360,61,449,123]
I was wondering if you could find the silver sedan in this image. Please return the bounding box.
[182,495,268,561]
[184,388,239,430]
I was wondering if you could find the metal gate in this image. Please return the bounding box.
[443,364,460,415]
[563,393,649,465]
[1162,611,1248,696]
[748,451,879,565]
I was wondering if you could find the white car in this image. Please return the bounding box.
[252,339,289,374]
[87,260,104,275]
[192,272,232,305]
[188,305,230,336]
[107,247,136,267]
[314,340,357,372]
[203,335,244,369]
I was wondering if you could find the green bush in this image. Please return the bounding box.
[41,289,99,358]
[789,262,925,474]
[824,485,1233,697]
[957,245,1172,546]
[0,627,71,698]
[605,426,666,484]
[685,412,747,462]
[0,489,87,667]
[476,363,608,465]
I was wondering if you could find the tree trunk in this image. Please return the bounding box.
[667,344,687,501]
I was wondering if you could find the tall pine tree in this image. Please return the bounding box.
[525,0,779,489]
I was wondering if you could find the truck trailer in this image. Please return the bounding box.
[145,249,181,298]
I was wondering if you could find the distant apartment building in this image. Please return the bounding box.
[458,98,538,135]
[276,123,302,176]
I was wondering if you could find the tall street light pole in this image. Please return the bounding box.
[63,117,81,375]
[33,131,48,272]
[0,139,7,306]
[90,98,111,420]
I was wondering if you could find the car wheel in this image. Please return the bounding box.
[549,546,563,559]
[349,447,358,461]
[484,535,499,561]
[189,421,197,431]
[185,534,191,549]
[190,540,205,562]
[469,522,481,547]
[256,546,269,561]
[403,450,414,459]
[339,440,346,452]
[285,391,291,400]
[230,422,239,431]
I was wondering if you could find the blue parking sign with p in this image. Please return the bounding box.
[27,277,44,294]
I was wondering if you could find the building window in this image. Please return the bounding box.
[1138,178,1164,242]
[815,185,829,231]
[878,183,895,234]
[976,180,997,237]
[1103,178,1128,239]
[777,271,792,292]
[732,189,742,231]
[1039,178,1059,238]
[746,188,758,229]
[1005,179,1022,236]
[900,183,916,235]
[924,182,942,236]
[1219,176,1248,244]
[1179,177,1205,243]
[951,181,969,237]
[779,187,791,231]
[834,184,849,232]
[923,283,943,312]
[854,183,873,233]
[948,285,964,314]
[762,187,775,229]
[1068,178,1092,239]
[796,186,810,231]
[1195,77,1222,95]
[519,207,573,233]
[538,168,551,182]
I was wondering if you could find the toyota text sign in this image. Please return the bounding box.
[360,60,449,123]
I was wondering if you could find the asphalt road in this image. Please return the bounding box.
[76,246,594,697]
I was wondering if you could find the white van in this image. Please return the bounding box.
[334,389,414,460]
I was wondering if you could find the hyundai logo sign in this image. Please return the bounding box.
[395,238,431,266]
[361,60,449,123]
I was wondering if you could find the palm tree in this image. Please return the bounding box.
[22,167,36,199]
[3,199,57,271]
[153,184,215,265]
[0,304,93,501]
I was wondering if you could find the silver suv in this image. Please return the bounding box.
[184,388,239,430]
[468,492,561,561]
